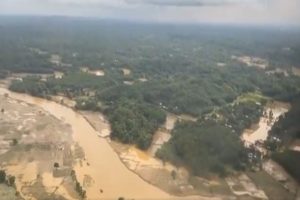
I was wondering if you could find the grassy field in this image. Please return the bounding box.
[236,92,269,104]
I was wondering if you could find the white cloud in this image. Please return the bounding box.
[125,0,260,6]
[0,0,299,25]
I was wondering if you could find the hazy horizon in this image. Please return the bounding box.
[0,0,300,26]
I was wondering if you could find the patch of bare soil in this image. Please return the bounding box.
[266,68,289,76]
[80,67,105,76]
[292,67,300,76]
[232,55,268,69]
[123,81,134,85]
[122,68,131,76]
[290,139,300,152]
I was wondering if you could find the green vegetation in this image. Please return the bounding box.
[9,76,49,97]
[53,162,59,168]
[12,139,18,146]
[2,17,300,177]
[106,99,166,149]
[236,92,269,104]
[0,170,16,187]
[218,101,263,135]
[0,170,6,183]
[156,100,263,176]
[157,121,247,177]
[7,176,15,187]
[70,170,86,199]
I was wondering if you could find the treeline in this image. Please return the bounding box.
[104,99,166,149]
[9,76,50,97]
[157,100,263,177]
[157,121,247,177]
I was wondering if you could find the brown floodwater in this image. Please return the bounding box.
[242,101,290,146]
[0,88,171,200]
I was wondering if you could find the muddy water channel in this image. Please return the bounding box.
[0,88,172,200]
[241,101,290,147]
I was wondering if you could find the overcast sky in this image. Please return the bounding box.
[0,0,299,25]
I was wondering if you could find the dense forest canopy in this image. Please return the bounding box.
[1,16,300,177]
[157,121,247,177]
[1,17,300,73]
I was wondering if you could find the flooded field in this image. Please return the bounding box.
[0,93,75,199]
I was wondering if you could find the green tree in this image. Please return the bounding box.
[0,170,6,183]
[7,176,15,186]
[54,162,60,168]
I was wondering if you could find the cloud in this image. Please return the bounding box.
[0,0,299,26]
[125,0,258,7]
